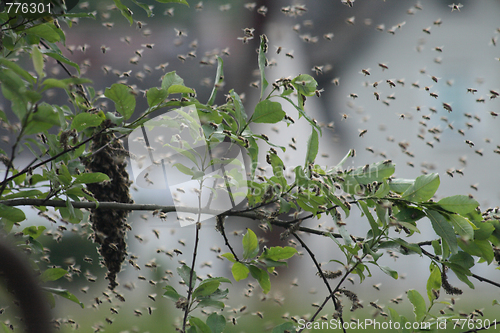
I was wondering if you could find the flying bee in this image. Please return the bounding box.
[313,66,323,75]
[342,0,355,7]
[323,33,334,40]
[443,103,452,112]
[285,52,294,59]
[361,68,370,76]
[257,5,268,16]
[378,63,389,70]
[465,140,474,147]
[430,92,439,98]
[449,3,463,11]
[359,129,368,137]
[174,28,187,37]
[345,16,355,25]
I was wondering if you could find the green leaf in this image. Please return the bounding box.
[189,317,211,333]
[450,251,474,270]
[32,45,45,79]
[25,23,61,42]
[220,252,236,263]
[113,0,134,24]
[0,68,28,120]
[426,262,441,302]
[231,262,249,281]
[0,58,35,84]
[388,178,414,194]
[0,204,26,222]
[43,52,80,75]
[272,322,296,333]
[146,87,169,107]
[177,264,197,288]
[74,172,110,184]
[197,299,225,310]
[459,239,494,264]
[358,200,380,238]
[394,206,426,222]
[447,262,474,289]
[71,113,103,132]
[193,280,220,298]
[2,190,42,199]
[407,289,426,322]
[207,56,224,106]
[278,95,322,134]
[42,77,92,92]
[401,173,440,202]
[22,225,46,239]
[252,100,285,124]
[437,195,479,215]
[292,74,318,97]
[155,0,189,5]
[392,238,422,255]
[163,285,182,301]
[24,103,60,135]
[229,89,247,130]
[258,35,269,99]
[249,265,271,294]
[448,214,474,240]
[206,313,226,333]
[305,128,319,165]
[260,246,297,261]
[41,268,68,283]
[104,84,136,120]
[42,287,84,308]
[242,228,259,259]
[168,84,194,95]
[378,265,398,279]
[41,78,68,90]
[130,0,153,16]
[427,210,458,255]
[161,71,185,91]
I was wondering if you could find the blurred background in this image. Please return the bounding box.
[1,0,500,331]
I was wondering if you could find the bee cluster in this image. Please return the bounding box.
[84,130,134,290]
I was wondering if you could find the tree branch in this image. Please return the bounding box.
[293,233,346,333]
[0,127,107,189]
[0,199,341,237]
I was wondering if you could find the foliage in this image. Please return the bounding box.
[0,1,499,333]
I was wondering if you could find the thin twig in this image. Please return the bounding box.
[182,222,201,332]
[218,216,240,261]
[293,233,347,333]
[0,127,107,188]
[419,248,500,289]
[182,180,205,332]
